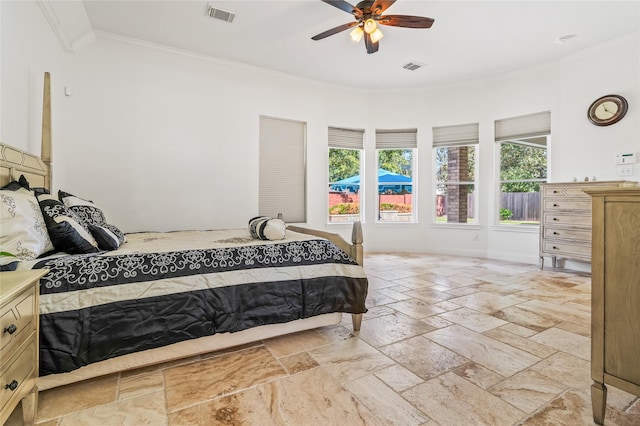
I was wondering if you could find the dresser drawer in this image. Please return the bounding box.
[543,227,592,241]
[0,334,36,414]
[543,213,592,227]
[542,241,591,258]
[544,199,593,211]
[543,186,591,198]
[0,286,36,359]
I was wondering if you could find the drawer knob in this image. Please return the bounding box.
[553,190,558,193]
[553,232,559,235]
[3,324,17,335]
[5,380,18,391]
[553,203,558,207]
[552,246,558,250]
[553,218,558,221]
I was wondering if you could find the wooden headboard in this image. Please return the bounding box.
[0,72,52,190]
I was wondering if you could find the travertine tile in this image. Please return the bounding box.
[258,368,383,425]
[555,320,591,337]
[493,305,559,332]
[438,307,508,332]
[403,286,454,304]
[375,286,413,301]
[529,352,591,391]
[37,374,118,422]
[421,315,453,329]
[366,289,399,306]
[386,298,445,319]
[403,372,525,426]
[263,329,331,357]
[489,370,567,413]
[344,374,431,425]
[309,337,395,384]
[357,312,434,347]
[447,291,523,314]
[432,300,464,311]
[278,351,319,374]
[498,322,538,337]
[374,364,424,392]
[58,390,166,426]
[425,325,541,377]
[530,327,591,361]
[520,390,595,425]
[380,335,469,380]
[452,362,505,389]
[483,328,557,359]
[164,346,287,412]
[517,299,591,326]
[118,370,164,400]
[168,388,274,426]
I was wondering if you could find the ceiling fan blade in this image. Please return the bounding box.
[378,15,435,28]
[320,0,360,16]
[311,21,358,40]
[371,0,397,15]
[364,32,379,54]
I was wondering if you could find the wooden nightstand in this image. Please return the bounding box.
[0,269,47,426]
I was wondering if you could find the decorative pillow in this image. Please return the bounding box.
[37,193,99,254]
[1,188,54,265]
[89,225,121,251]
[1,175,31,191]
[58,190,126,249]
[248,216,286,241]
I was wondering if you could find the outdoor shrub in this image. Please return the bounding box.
[500,208,513,221]
[380,203,412,213]
[329,203,359,215]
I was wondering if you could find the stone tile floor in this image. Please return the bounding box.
[7,252,640,425]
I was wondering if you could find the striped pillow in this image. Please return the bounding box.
[248,216,286,240]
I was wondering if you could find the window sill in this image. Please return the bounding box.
[430,223,482,230]
[491,224,540,234]
[373,221,420,228]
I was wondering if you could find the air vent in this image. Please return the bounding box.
[403,61,426,71]
[207,5,235,23]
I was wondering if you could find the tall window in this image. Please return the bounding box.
[259,116,306,222]
[433,123,479,224]
[495,111,550,225]
[328,127,364,223]
[375,129,417,223]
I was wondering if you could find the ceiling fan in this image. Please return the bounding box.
[311,0,435,54]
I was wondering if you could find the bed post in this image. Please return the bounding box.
[351,221,363,266]
[41,72,52,188]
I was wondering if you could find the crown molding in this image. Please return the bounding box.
[37,0,95,53]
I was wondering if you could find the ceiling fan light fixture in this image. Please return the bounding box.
[363,18,377,34]
[370,28,384,43]
[350,26,364,42]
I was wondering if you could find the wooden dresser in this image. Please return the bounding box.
[587,187,640,425]
[539,181,636,268]
[0,269,47,426]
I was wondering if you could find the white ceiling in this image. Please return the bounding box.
[78,0,640,90]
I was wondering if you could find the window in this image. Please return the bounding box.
[433,123,479,224]
[259,116,306,222]
[375,129,417,223]
[328,127,364,223]
[495,111,550,225]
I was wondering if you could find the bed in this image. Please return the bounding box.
[0,73,367,393]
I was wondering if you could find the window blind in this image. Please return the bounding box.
[495,111,551,141]
[259,116,306,223]
[432,123,479,147]
[375,128,417,149]
[328,127,364,149]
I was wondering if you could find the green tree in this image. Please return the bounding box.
[329,148,360,182]
[378,149,412,176]
[500,142,547,192]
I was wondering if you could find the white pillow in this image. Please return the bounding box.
[248,216,286,240]
[1,188,54,265]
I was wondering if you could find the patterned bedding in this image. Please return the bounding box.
[25,229,368,376]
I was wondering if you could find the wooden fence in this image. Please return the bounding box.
[436,192,540,221]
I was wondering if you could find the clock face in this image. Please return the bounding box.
[588,95,628,126]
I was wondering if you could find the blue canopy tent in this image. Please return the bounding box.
[330,169,412,194]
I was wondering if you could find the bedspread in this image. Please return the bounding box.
[30,230,368,376]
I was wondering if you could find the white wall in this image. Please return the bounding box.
[2,1,638,266]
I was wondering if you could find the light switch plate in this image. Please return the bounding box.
[619,165,634,177]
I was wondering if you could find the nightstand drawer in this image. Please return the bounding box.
[0,334,36,414]
[0,285,36,359]
[543,186,591,198]
[543,227,592,241]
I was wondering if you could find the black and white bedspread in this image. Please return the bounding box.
[26,229,368,376]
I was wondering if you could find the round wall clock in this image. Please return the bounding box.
[587,94,628,126]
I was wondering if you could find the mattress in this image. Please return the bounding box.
[25,229,368,376]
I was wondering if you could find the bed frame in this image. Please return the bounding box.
[0,72,365,391]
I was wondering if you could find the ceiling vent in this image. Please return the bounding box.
[207,5,235,23]
[403,61,426,71]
